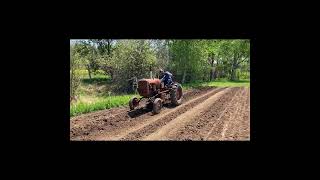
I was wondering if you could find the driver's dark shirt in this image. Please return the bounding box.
[161,71,173,85]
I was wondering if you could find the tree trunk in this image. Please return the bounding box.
[209,57,213,81]
[212,67,216,80]
[87,65,92,79]
[215,58,219,79]
[231,64,237,81]
[182,69,187,84]
[209,54,215,81]
[214,69,218,79]
[107,40,111,55]
[110,71,113,81]
[230,54,238,81]
[232,70,235,81]
[210,61,215,81]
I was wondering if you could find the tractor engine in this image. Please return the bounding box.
[137,78,161,97]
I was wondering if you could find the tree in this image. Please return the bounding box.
[205,40,220,81]
[227,40,250,81]
[73,41,99,79]
[111,40,156,92]
[168,40,209,83]
[214,40,250,81]
[151,39,170,72]
[70,39,250,97]
[70,45,81,102]
[89,39,114,55]
[88,39,116,79]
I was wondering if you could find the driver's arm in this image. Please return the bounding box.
[160,73,167,82]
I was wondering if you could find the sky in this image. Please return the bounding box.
[70,39,82,45]
[69,39,161,48]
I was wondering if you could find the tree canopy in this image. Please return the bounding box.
[70,39,250,96]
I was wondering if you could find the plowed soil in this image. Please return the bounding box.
[70,87,250,141]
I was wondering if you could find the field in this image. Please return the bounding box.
[70,86,250,141]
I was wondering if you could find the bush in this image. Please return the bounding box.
[111,40,157,93]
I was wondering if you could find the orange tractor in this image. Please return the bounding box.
[129,78,183,114]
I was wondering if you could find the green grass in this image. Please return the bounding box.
[78,70,112,96]
[71,73,249,117]
[70,94,139,117]
[183,79,250,89]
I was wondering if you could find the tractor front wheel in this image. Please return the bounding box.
[129,97,139,110]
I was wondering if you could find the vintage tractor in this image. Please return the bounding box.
[129,78,183,114]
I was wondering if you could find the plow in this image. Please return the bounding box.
[129,78,183,114]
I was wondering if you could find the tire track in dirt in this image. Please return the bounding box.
[204,87,246,140]
[120,87,228,140]
[148,87,241,140]
[217,87,250,140]
[109,87,225,140]
[70,87,218,140]
[220,88,246,139]
[143,88,234,140]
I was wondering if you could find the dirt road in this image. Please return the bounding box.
[70,87,250,141]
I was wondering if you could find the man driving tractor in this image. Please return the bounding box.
[159,68,173,87]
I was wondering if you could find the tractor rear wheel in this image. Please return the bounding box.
[170,83,183,106]
[152,98,162,114]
